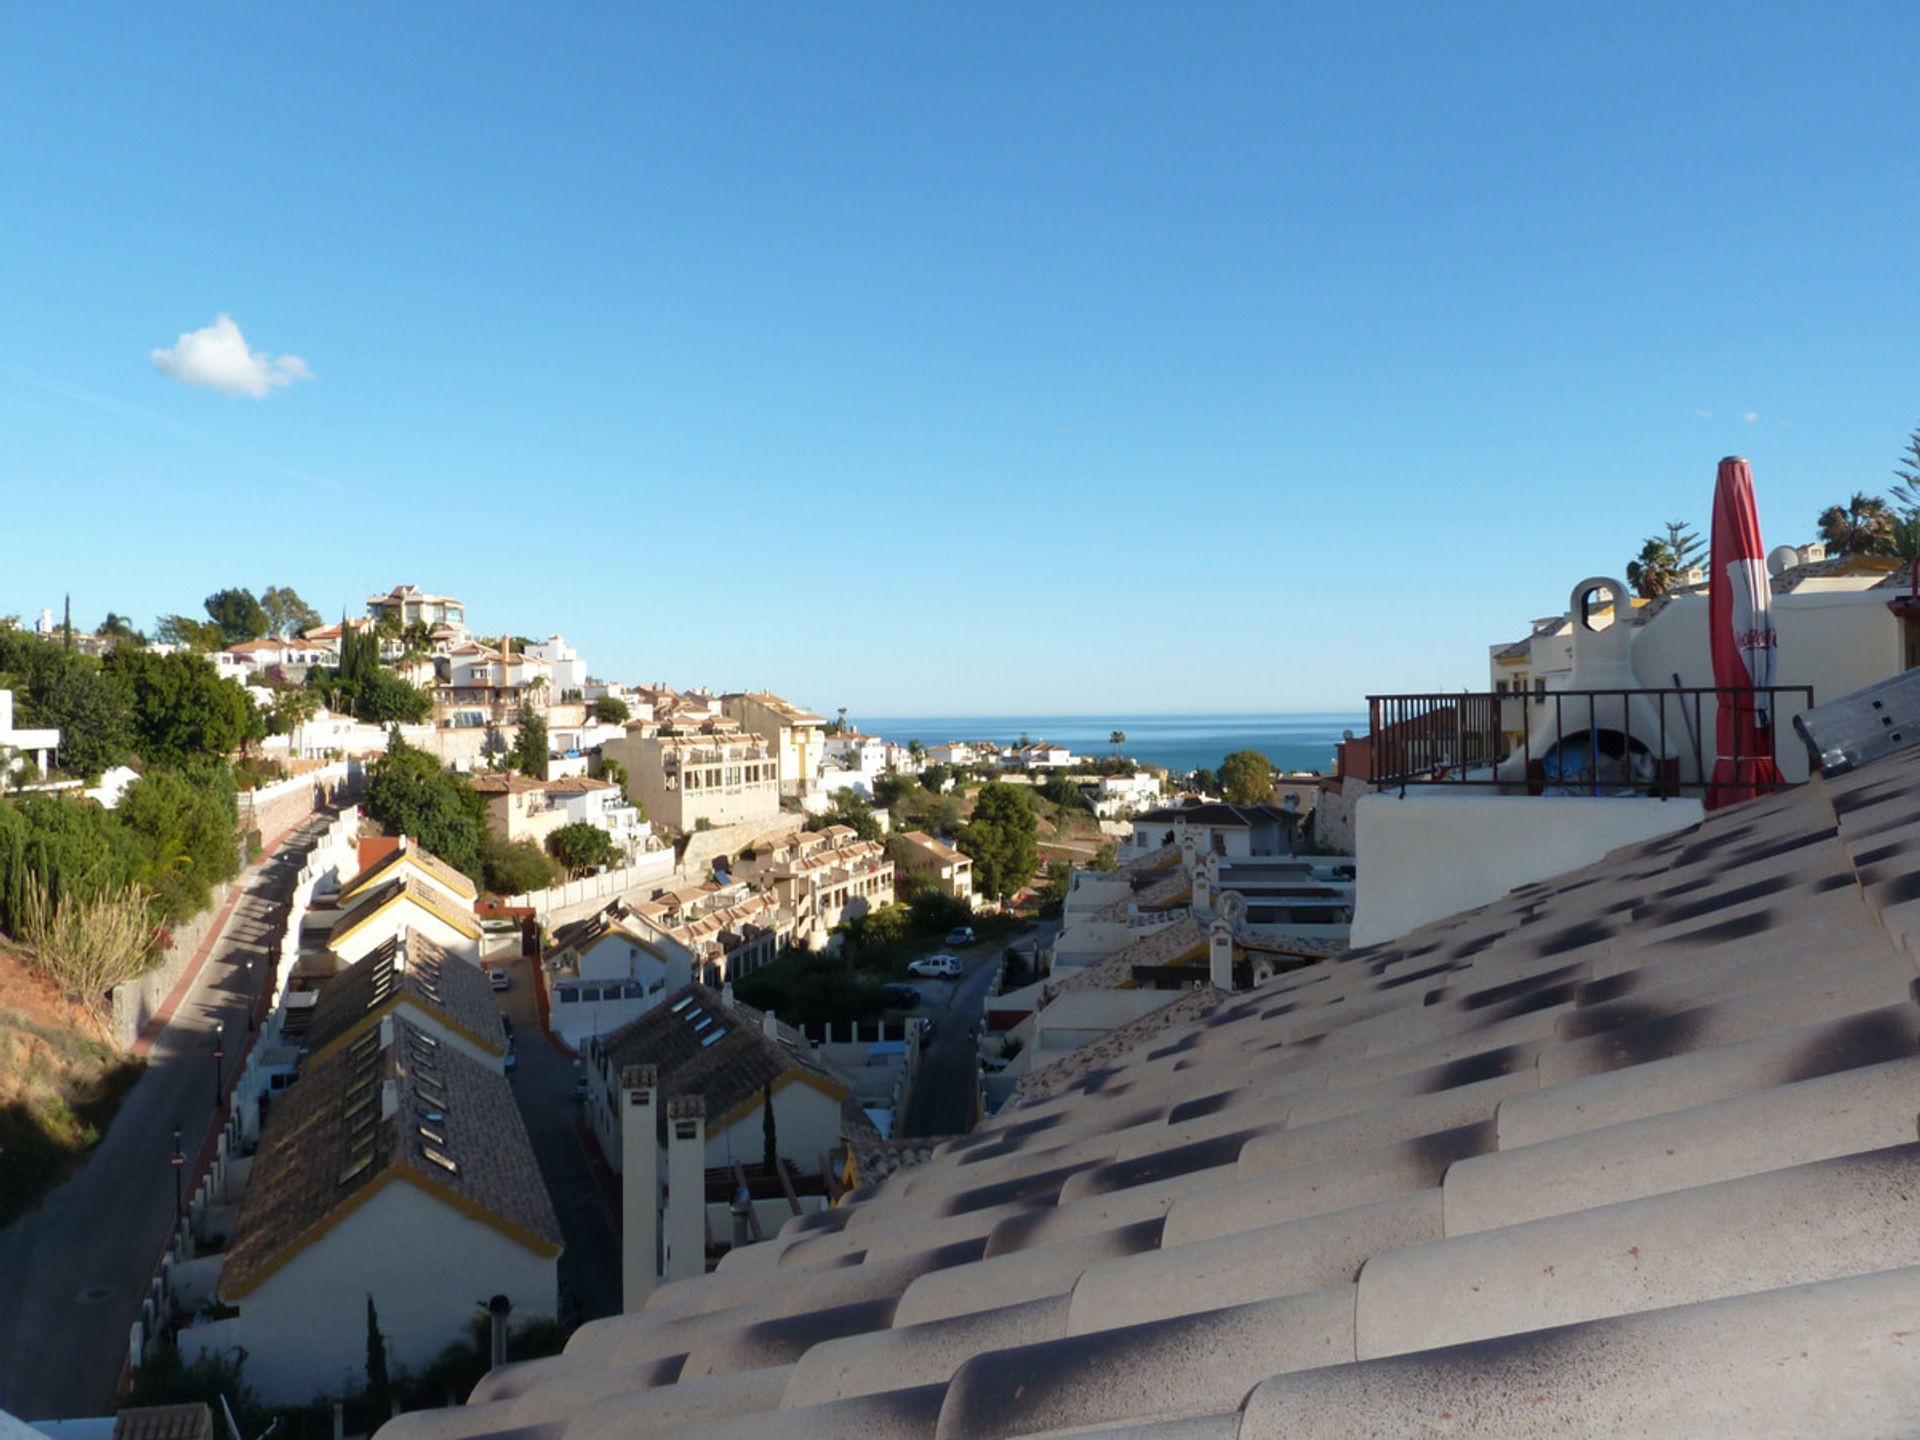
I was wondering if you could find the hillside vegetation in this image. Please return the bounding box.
[0,949,143,1225]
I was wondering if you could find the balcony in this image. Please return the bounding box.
[1365,687,1814,800]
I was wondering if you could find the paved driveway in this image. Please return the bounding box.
[492,955,621,1327]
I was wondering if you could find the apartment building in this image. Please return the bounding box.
[600,721,781,834]
[888,829,974,902]
[722,691,829,797]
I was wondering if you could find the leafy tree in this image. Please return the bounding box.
[871,772,915,810]
[1817,492,1896,556]
[907,888,973,936]
[1090,842,1117,871]
[203,588,271,646]
[807,790,881,842]
[0,792,145,934]
[549,822,616,875]
[104,648,256,765]
[600,756,629,792]
[907,739,925,761]
[153,614,225,651]
[957,781,1039,902]
[1219,749,1277,806]
[362,732,488,881]
[483,835,559,895]
[8,648,131,780]
[919,763,953,794]
[1191,768,1220,796]
[1041,774,1089,811]
[260,585,323,639]
[592,695,631,725]
[921,792,964,835]
[117,767,241,924]
[1038,859,1073,913]
[509,714,549,779]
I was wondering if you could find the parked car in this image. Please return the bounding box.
[909,954,962,978]
[881,982,921,1007]
[945,926,977,946]
[487,968,510,991]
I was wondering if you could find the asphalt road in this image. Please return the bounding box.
[0,813,335,1421]
[901,923,1047,1138]
[491,954,622,1327]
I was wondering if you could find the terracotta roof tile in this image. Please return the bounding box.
[375,707,1920,1439]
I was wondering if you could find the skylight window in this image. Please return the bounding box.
[670,995,695,1013]
[699,1027,728,1048]
[339,1154,374,1185]
[419,1123,445,1145]
[421,1144,458,1173]
[692,1015,714,1033]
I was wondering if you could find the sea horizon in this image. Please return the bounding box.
[852,710,1364,777]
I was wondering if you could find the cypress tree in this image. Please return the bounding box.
[366,1294,392,1416]
[761,1083,778,1173]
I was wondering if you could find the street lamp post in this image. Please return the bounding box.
[245,956,257,1033]
[171,1126,185,1218]
[212,1036,226,1110]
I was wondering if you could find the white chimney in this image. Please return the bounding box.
[620,1065,660,1311]
[762,1008,778,1040]
[721,982,735,1011]
[664,1095,708,1283]
[1209,921,1236,993]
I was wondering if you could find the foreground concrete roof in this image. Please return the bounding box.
[378,742,1920,1438]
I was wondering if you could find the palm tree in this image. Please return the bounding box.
[1626,538,1680,599]
[1109,730,1127,757]
[1817,492,1897,556]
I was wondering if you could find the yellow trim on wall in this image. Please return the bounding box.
[711,1066,848,1133]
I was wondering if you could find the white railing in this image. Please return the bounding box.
[506,849,676,914]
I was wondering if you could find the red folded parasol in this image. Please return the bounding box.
[1707,455,1785,809]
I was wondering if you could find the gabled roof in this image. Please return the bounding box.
[596,982,848,1128]
[545,900,661,963]
[221,1016,558,1299]
[1091,867,1193,922]
[304,930,506,1061]
[328,875,482,947]
[339,840,477,904]
[384,727,1920,1438]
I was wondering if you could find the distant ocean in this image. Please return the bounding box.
[853,713,1364,778]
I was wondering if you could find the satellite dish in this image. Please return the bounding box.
[1766,544,1800,577]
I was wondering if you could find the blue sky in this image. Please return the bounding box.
[2,4,1916,716]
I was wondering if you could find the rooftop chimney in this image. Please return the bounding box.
[664,1094,708,1283]
[620,1065,660,1311]
[1209,921,1236,993]
[762,1008,778,1040]
[721,982,735,1011]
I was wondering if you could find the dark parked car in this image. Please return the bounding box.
[881,983,920,1008]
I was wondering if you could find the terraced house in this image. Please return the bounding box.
[185,1015,558,1404]
[380,684,1920,1437]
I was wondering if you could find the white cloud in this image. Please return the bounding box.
[150,314,312,397]
[1694,408,1714,420]
[1742,410,1759,423]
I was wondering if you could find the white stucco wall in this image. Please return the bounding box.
[331,905,480,965]
[705,1081,843,1170]
[1350,791,1704,948]
[191,1176,555,1404]
[1629,588,1903,783]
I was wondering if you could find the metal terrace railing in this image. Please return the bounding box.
[1365,687,1815,799]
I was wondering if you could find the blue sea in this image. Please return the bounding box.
[853,713,1364,778]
